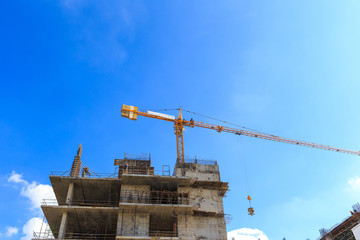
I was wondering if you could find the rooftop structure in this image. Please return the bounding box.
[34,147,229,239]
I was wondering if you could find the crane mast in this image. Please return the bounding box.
[121,104,360,163]
[174,109,185,163]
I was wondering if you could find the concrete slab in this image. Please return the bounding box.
[42,205,119,238]
[119,202,193,214]
[120,174,192,187]
[50,176,121,205]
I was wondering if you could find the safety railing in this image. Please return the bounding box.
[42,199,119,207]
[149,230,177,237]
[118,168,154,176]
[50,171,118,179]
[65,233,116,239]
[184,158,217,165]
[33,232,116,239]
[120,190,190,205]
[41,199,58,206]
[32,231,54,240]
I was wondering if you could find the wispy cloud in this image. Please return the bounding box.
[228,228,269,240]
[60,0,147,70]
[6,226,18,237]
[8,171,27,184]
[0,226,19,237]
[348,176,360,190]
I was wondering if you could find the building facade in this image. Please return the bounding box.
[35,151,228,240]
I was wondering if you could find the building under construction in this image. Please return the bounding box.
[319,203,360,240]
[34,145,229,239]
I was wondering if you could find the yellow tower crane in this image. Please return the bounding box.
[121,104,360,162]
[121,104,360,215]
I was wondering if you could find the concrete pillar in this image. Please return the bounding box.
[116,210,124,236]
[58,211,68,239]
[66,182,74,205]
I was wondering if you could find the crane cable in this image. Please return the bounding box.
[238,137,255,216]
[142,108,270,136]
[181,109,271,135]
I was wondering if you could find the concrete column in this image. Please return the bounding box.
[58,211,68,239]
[116,210,124,236]
[66,182,74,205]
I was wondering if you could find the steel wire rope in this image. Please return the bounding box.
[140,108,180,112]
[181,109,273,135]
[143,107,276,138]
[236,136,253,211]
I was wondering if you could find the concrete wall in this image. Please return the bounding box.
[179,187,223,213]
[176,164,227,239]
[117,211,149,237]
[177,214,227,240]
[352,223,360,240]
[69,164,227,239]
[175,164,220,181]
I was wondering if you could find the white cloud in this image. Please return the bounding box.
[20,217,43,240]
[228,228,269,240]
[6,226,18,237]
[8,171,56,240]
[1,226,19,237]
[348,176,360,190]
[21,182,56,210]
[8,171,56,210]
[8,171,27,184]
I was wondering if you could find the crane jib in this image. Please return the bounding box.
[121,105,360,159]
[191,121,360,156]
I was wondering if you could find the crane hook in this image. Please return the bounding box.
[247,195,255,216]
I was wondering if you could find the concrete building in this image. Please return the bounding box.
[34,148,229,240]
[352,223,360,240]
[318,204,360,240]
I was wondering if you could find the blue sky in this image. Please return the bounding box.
[1,1,360,239]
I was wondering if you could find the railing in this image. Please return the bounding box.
[184,159,218,165]
[42,199,119,207]
[65,233,116,239]
[120,190,190,205]
[124,153,151,160]
[41,199,58,206]
[50,171,118,178]
[149,230,177,237]
[118,168,154,176]
[33,231,116,239]
[32,231,54,240]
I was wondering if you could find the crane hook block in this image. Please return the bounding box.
[248,207,255,216]
[247,195,252,201]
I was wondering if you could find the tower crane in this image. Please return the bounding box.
[121,104,360,164]
[121,104,359,216]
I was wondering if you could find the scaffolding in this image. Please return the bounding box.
[115,153,155,176]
